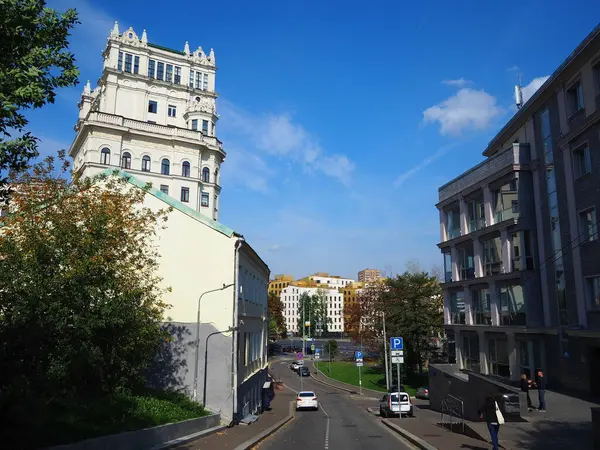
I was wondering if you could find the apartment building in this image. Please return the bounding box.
[268,274,293,297]
[437,24,600,395]
[280,285,345,335]
[358,268,381,283]
[297,272,355,289]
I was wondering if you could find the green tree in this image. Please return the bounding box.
[383,271,443,374]
[268,292,286,340]
[0,0,79,203]
[327,339,339,360]
[296,290,330,337]
[0,153,171,442]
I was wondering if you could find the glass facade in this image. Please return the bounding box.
[500,285,526,326]
[541,108,568,326]
[450,291,465,324]
[468,198,485,232]
[444,252,453,283]
[483,237,503,276]
[459,245,475,280]
[447,207,461,239]
[472,288,491,325]
[493,179,519,223]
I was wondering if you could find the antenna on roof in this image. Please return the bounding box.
[514,72,523,110]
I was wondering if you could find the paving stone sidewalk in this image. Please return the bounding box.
[173,388,296,450]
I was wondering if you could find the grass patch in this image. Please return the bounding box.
[315,361,423,396]
[7,388,209,449]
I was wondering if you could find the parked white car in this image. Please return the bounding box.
[296,391,318,411]
[379,392,414,418]
[290,361,303,371]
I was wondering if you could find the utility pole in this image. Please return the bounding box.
[382,311,390,390]
[301,294,305,391]
[329,340,332,375]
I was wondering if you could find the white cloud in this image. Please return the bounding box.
[221,146,271,194]
[393,142,461,188]
[521,76,550,103]
[423,88,503,136]
[506,65,520,72]
[219,100,355,186]
[442,78,472,87]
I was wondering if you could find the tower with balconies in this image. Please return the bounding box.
[70,22,224,220]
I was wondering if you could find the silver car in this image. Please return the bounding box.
[415,387,429,399]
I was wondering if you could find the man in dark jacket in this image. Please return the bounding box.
[478,394,504,450]
[521,373,533,411]
[535,369,546,411]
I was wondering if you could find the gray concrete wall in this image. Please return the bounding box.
[146,321,234,421]
[237,367,268,418]
[45,413,220,450]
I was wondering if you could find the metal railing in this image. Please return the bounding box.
[440,394,465,434]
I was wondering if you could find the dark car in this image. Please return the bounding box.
[299,366,310,377]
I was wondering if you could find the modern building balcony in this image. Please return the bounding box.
[81,111,224,152]
[438,143,530,203]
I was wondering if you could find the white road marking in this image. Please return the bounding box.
[324,417,330,449]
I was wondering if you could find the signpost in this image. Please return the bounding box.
[356,351,363,396]
[390,337,404,419]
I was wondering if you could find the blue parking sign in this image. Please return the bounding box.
[390,337,404,350]
[356,351,363,359]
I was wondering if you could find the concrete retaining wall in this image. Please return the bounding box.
[45,413,220,450]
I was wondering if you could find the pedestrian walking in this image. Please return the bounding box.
[535,369,546,411]
[478,393,505,450]
[521,373,533,411]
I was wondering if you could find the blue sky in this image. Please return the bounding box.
[30,1,600,279]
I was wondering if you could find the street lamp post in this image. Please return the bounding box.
[382,311,390,390]
[203,325,239,408]
[193,283,234,402]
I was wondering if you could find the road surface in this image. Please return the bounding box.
[259,358,415,450]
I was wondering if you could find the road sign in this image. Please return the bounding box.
[315,348,320,354]
[356,362,364,367]
[390,337,404,350]
[391,356,404,364]
[312,338,315,342]
[315,354,320,359]
[297,352,303,360]
[311,344,315,351]
[305,321,311,327]
[356,351,363,359]
[390,350,404,357]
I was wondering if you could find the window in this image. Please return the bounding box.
[160,185,169,195]
[161,158,170,175]
[165,64,173,82]
[195,72,202,89]
[201,192,209,207]
[214,168,219,184]
[156,62,164,80]
[118,51,123,71]
[573,144,592,178]
[446,207,460,239]
[174,66,181,84]
[189,70,194,87]
[587,277,600,309]
[202,120,209,134]
[134,56,139,74]
[100,147,110,165]
[579,208,598,242]
[567,80,584,116]
[450,291,465,324]
[148,59,155,78]
[500,285,526,326]
[168,105,176,117]
[124,53,132,73]
[180,187,190,203]
[142,155,151,172]
[148,100,157,114]
[191,119,198,131]
[121,151,131,169]
[202,167,210,182]
[203,73,208,90]
[182,161,191,177]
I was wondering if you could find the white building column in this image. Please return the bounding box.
[463,286,473,325]
[455,328,464,369]
[489,281,500,325]
[443,290,452,325]
[473,239,483,278]
[506,332,519,381]
[500,229,512,273]
[459,197,468,236]
[483,184,494,226]
[477,329,489,375]
[439,209,448,242]
[451,246,460,282]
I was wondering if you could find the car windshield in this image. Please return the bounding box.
[299,392,315,397]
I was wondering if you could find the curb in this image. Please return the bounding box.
[380,420,438,450]
[232,400,295,450]
[151,424,228,450]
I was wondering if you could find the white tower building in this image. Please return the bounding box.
[70,22,224,220]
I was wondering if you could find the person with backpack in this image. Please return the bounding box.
[478,393,505,450]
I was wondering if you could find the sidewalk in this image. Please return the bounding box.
[173,388,296,450]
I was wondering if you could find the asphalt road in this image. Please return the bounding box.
[260,359,415,450]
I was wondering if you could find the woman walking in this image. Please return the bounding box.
[478,393,505,450]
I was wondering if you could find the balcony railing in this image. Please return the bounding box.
[86,112,224,151]
[468,218,485,233]
[438,143,530,203]
[448,228,461,240]
[484,260,503,276]
[459,267,475,280]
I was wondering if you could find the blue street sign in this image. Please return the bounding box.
[312,338,315,342]
[297,352,303,360]
[390,337,404,350]
[356,351,363,359]
[315,349,320,354]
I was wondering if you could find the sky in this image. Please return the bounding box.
[29,0,600,280]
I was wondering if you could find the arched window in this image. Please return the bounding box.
[100,147,110,165]
[202,167,210,183]
[141,155,151,172]
[121,151,131,169]
[182,161,191,177]
[161,158,170,175]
